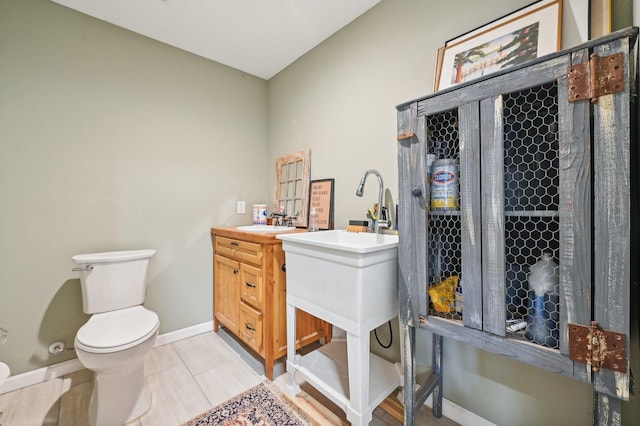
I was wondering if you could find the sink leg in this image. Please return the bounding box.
[285,302,301,396]
[346,331,371,426]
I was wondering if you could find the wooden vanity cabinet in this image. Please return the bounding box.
[396,28,638,425]
[211,227,332,379]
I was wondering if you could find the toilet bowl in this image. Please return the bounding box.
[72,249,158,426]
[75,306,159,425]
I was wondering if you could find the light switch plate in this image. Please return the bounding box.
[237,201,246,214]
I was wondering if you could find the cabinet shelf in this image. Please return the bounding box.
[291,340,401,416]
[419,315,572,375]
[428,209,558,218]
[428,210,461,217]
[503,210,558,217]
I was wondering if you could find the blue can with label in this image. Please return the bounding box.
[431,159,459,210]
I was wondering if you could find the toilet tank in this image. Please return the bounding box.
[72,249,156,314]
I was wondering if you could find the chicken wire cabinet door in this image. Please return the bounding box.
[396,28,637,410]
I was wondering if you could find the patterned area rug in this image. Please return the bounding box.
[182,382,311,426]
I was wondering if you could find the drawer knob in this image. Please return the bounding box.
[245,281,257,288]
[281,263,286,272]
[244,322,256,331]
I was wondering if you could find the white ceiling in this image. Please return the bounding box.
[50,0,380,80]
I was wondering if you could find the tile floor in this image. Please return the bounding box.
[0,330,457,425]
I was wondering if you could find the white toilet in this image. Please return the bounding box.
[72,249,159,426]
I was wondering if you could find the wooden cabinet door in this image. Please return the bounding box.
[214,254,240,334]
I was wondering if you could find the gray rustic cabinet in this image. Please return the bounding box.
[396,28,638,425]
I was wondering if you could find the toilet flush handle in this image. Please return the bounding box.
[72,265,94,272]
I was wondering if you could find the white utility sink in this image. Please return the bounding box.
[236,225,296,233]
[277,230,400,426]
[277,229,398,253]
[278,230,399,329]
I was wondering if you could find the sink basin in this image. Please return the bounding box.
[277,229,398,330]
[236,225,296,233]
[278,229,397,253]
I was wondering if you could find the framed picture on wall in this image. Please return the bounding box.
[308,179,334,230]
[434,0,563,92]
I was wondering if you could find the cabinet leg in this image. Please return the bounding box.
[323,322,332,344]
[593,390,622,426]
[403,324,417,426]
[432,334,443,418]
[214,317,219,333]
[264,356,274,381]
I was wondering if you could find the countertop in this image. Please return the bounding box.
[211,226,307,244]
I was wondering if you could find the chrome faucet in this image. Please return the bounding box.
[355,169,389,233]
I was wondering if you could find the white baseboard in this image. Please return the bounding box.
[0,320,214,395]
[0,358,85,395]
[154,320,213,347]
[424,394,495,426]
[397,387,495,426]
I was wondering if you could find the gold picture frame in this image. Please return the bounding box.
[434,0,562,92]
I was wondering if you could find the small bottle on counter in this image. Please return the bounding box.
[308,208,319,232]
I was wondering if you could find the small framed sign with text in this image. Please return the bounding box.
[309,179,334,230]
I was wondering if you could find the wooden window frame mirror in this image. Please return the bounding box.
[274,149,311,228]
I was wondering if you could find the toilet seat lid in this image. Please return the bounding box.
[76,306,159,351]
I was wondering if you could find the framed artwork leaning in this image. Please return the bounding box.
[308,179,334,230]
[434,0,562,91]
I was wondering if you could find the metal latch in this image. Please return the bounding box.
[568,321,627,373]
[568,52,624,103]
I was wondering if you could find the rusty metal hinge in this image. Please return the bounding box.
[568,321,627,373]
[568,52,624,103]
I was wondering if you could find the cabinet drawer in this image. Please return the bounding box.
[240,263,263,310]
[215,236,263,266]
[239,302,263,355]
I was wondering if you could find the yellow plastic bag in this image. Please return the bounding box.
[428,275,458,313]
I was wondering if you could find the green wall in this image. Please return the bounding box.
[0,0,268,374]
